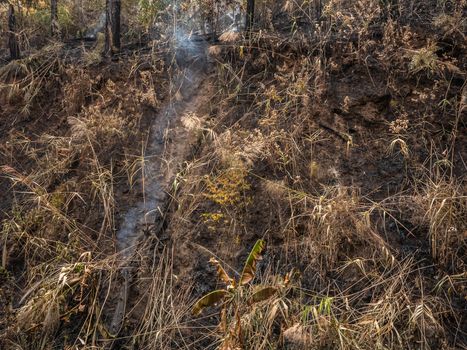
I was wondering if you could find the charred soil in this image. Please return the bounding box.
[1,1,466,349]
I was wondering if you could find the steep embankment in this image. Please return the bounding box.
[1,1,466,349]
[0,42,175,348]
[162,23,466,350]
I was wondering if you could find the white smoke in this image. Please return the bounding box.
[84,12,106,40]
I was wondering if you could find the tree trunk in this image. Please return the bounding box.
[51,0,59,37]
[112,0,121,50]
[8,4,20,60]
[315,0,322,20]
[104,0,112,56]
[245,0,255,32]
[104,0,121,57]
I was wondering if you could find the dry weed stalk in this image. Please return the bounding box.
[131,248,192,349]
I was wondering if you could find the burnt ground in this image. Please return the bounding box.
[169,37,466,277]
[1,6,467,349]
[161,29,466,348]
[0,42,174,345]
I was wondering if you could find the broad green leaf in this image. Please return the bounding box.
[192,290,229,316]
[250,286,277,304]
[209,257,235,288]
[240,239,266,285]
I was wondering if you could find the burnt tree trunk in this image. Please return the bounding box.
[104,0,112,56]
[315,0,322,20]
[104,0,121,57]
[112,0,121,50]
[245,0,255,32]
[8,4,20,60]
[51,0,59,37]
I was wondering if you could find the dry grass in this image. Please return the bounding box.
[130,247,193,349]
[0,40,169,349]
[1,0,466,349]
[167,1,466,348]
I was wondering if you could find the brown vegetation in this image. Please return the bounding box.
[1,0,466,349]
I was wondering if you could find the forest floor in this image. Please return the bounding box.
[1,3,466,349]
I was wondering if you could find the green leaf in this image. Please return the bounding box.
[240,239,266,286]
[250,286,277,304]
[192,290,229,316]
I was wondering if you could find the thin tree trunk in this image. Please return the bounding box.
[112,0,121,50]
[245,0,255,32]
[51,0,59,37]
[104,0,112,56]
[8,4,20,60]
[315,0,322,20]
[104,0,121,57]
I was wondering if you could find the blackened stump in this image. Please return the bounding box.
[8,4,20,60]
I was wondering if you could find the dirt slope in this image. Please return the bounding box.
[1,1,466,349]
